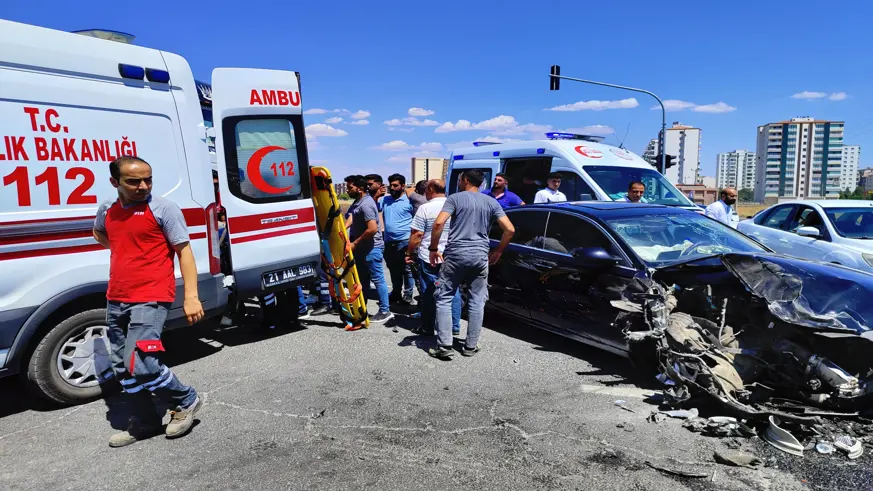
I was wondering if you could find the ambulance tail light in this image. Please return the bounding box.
[205,203,221,275]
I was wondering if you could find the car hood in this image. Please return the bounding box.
[658,252,873,337]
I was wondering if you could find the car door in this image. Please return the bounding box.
[526,211,637,356]
[211,68,320,297]
[487,209,547,319]
[740,204,795,253]
[780,205,835,262]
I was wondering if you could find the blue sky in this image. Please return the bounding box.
[7,1,872,181]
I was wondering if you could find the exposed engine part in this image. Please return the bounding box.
[806,355,861,397]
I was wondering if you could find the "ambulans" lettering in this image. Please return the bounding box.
[249,89,300,107]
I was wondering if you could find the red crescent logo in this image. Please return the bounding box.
[247,146,294,194]
[575,145,603,159]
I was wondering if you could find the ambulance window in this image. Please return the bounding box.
[221,115,310,203]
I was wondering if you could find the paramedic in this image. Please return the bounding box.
[93,156,203,447]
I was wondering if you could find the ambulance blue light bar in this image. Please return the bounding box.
[545,132,605,142]
[118,64,144,80]
[493,151,500,156]
[537,148,545,154]
[472,141,499,147]
[453,155,464,161]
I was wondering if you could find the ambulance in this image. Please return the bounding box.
[0,20,320,404]
[446,133,699,210]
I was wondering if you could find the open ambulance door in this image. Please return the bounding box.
[446,159,501,195]
[211,68,320,298]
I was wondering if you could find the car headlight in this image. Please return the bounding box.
[863,253,873,268]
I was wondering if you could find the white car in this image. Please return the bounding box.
[737,200,873,273]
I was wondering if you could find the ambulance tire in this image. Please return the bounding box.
[26,309,113,406]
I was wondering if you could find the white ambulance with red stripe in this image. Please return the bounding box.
[0,20,320,404]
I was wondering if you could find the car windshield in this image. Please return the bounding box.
[605,212,767,266]
[584,166,695,206]
[824,207,873,239]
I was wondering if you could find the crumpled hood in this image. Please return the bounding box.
[719,253,873,336]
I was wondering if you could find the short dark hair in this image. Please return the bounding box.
[364,174,383,184]
[109,156,150,181]
[547,172,562,180]
[388,173,406,186]
[426,179,446,195]
[461,169,485,188]
[495,172,507,179]
[415,180,427,194]
[345,174,367,189]
[628,181,645,190]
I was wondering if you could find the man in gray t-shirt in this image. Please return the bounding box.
[427,169,515,359]
[344,175,392,323]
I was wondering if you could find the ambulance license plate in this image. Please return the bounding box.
[262,264,315,288]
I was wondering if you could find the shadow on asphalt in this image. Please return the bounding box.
[0,308,311,418]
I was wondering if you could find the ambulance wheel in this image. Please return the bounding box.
[26,309,114,405]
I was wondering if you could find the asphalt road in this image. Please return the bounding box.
[0,299,842,491]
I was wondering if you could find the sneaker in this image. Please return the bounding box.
[310,304,332,316]
[297,309,311,320]
[402,292,414,304]
[165,396,202,439]
[461,345,481,357]
[428,346,455,360]
[370,311,394,324]
[452,329,461,336]
[109,416,162,448]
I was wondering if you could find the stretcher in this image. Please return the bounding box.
[309,167,370,330]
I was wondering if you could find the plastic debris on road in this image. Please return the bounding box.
[815,442,835,455]
[713,450,764,469]
[833,435,863,459]
[764,416,804,457]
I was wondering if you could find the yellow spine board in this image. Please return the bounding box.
[309,167,370,330]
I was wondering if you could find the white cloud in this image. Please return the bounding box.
[384,117,439,127]
[546,98,639,112]
[350,110,370,120]
[305,124,348,137]
[333,109,348,113]
[324,117,344,124]
[791,91,827,100]
[563,125,615,135]
[349,120,370,125]
[388,127,415,133]
[408,107,435,117]
[493,122,553,136]
[372,140,444,152]
[651,100,736,113]
[435,115,520,133]
[445,136,525,150]
[829,92,848,101]
[307,140,324,150]
[386,155,412,163]
[304,108,329,115]
[692,102,736,113]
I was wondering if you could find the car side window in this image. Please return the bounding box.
[556,171,596,201]
[761,206,794,230]
[542,212,612,253]
[790,206,825,233]
[491,210,546,245]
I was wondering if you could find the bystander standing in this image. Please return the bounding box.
[705,187,740,228]
[382,173,416,304]
[428,170,514,359]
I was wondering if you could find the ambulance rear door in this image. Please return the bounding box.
[211,68,319,297]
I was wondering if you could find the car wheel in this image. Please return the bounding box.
[26,309,115,405]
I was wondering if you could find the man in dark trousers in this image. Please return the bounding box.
[428,170,514,359]
[93,156,204,447]
[382,173,416,304]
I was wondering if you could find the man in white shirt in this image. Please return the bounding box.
[533,172,567,203]
[616,181,646,203]
[705,187,740,228]
[406,179,461,336]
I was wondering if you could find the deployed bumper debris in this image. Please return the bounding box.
[619,253,873,453]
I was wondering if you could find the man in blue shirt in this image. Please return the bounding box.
[481,173,525,209]
[382,173,416,304]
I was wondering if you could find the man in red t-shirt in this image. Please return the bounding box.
[93,156,205,447]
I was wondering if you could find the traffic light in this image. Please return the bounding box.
[550,65,561,91]
[652,154,677,174]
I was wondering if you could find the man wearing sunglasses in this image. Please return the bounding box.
[93,156,204,448]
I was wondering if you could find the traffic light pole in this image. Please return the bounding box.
[549,70,667,175]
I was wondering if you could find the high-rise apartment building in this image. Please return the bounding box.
[716,150,756,191]
[840,145,861,191]
[654,122,701,185]
[411,157,448,183]
[754,117,844,203]
[642,138,658,166]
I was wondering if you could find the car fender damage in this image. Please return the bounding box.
[619,253,873,428]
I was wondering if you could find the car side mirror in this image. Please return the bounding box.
[796,226,821,238]
[570,247,620,268]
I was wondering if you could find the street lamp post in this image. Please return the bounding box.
[549,66,667,175]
